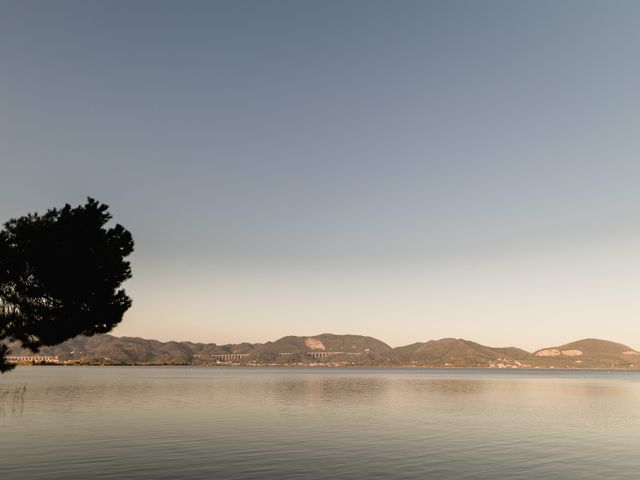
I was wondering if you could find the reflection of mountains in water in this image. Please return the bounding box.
[9,334,640,369]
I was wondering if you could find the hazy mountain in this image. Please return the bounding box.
[533,338,640,369]
[9,333,390,365]
[257,334,391,354]
[7,334,640,369]
[390,338,532,367]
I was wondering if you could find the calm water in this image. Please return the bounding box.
[2,367,640,479]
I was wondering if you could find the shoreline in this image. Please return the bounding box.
[9,363,640,372]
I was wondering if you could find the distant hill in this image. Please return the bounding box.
[257,334,391,355]
[391,338,532,368]
[6,334,640,369]
[8,333,391,366]
[533,338,640,369]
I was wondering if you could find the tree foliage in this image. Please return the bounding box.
[0,199,134,372]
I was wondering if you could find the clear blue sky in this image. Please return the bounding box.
[2,1,640,350]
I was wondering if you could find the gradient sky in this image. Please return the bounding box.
[2,1,640,350]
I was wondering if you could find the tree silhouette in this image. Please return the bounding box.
[0,199,134,372]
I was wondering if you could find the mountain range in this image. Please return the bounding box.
[8,334,640,369]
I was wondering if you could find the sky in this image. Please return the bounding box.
[2,0,640,350]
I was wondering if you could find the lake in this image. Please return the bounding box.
[2,367,640,479]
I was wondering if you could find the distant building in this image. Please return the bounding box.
[6,355,60,364]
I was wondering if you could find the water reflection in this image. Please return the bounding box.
[0,383,26,417]
[2,367,640,480]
